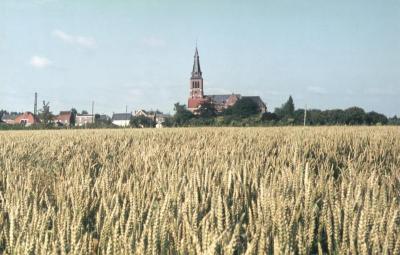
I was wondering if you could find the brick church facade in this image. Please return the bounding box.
[188,48,267,113]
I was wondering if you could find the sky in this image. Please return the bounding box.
[1,0,399,116]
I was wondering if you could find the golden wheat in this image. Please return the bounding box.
[0,127,399,254]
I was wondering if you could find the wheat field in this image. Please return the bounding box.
[0,127,399,254]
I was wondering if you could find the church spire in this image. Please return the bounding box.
[191,47,202,78]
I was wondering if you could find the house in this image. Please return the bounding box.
[14,112,40,126]
[75,114,94,126]
[54,111,73,126]
[134,110,171,127]
[187,47,267,114]
[1,113,19,125]
[112,113,131,127]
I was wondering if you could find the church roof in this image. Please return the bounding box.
[191,47,202,78]
[188,98,207,109]
[207,94,241,104]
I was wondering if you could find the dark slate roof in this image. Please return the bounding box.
[191,47,202,78]
[112,113,131,121]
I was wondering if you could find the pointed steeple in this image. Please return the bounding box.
[191,47,202,78]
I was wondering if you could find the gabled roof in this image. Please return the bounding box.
[54,113,71,122]
[112,113,131,121]
[207,94,241,104]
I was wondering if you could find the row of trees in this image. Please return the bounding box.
[171,96,397,126]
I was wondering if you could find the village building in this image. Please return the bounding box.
[187,48,267,113]
[14,112,40,126]
[1,113,19,125]
[75,114,94,126]
[134,110,171,127]
[112,113,131,127]
[54,111,73,126]
[97,114,111,123]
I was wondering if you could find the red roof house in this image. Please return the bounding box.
[14,112,40,126]
[54,111,73,126]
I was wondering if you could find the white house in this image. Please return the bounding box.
[112,113,132,127]
[75,114,94,126]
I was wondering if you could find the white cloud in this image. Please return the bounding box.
[53,29,96,49]
[141,36,166,48]
[30,56,52,69]
[307,85,327,95]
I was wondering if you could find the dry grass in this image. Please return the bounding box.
[0,127,399,254]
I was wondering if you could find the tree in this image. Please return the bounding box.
[389,115,400,125]
[173,103,194,125]
[224,97,260,117]
[0,110,8,122]
[81,110,89,115]
[365,111,388,125]
[261,112,279,122]
[344,107,365,125]
[95,114,101,123]
[195,101,217,118]
[324,109,346,125]
[130,115,155,128]
[39,101,54,125]
[275,96,295,119]
[70,108,77,126]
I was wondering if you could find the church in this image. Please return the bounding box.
[187,47,267,113]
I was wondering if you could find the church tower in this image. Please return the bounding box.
[189,47,204,98]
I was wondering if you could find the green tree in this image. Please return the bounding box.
[195,101,217,118]
[275,95,295,119]
[0,110,7,122]
[130,115,155,128]
[39,101,54,125]
[344,107,365,125]
[261,112,279,122]
[389,115,400,125]
[173,103,194,125]
[365,111,388,125]
[70,108,77,126]
[224,97,260,117]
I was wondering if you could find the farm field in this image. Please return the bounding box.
[0,127,399,254]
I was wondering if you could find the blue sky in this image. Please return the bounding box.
[1,0,399,116]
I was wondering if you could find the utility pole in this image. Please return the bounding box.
[92,101,94,124]
[125,105,128,127]
[34,92,38,116]
[303,104,307,126]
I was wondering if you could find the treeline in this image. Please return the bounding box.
[168,96,399,127]
[1,96,399,129]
